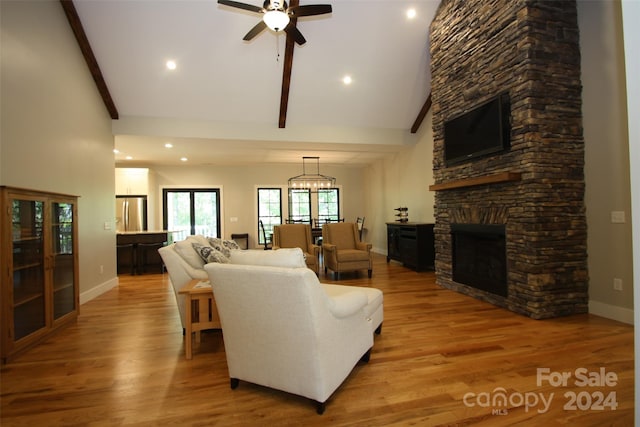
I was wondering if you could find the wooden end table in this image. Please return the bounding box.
[178,279,221,359]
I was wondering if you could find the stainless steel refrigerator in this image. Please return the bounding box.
[115,196,147,232]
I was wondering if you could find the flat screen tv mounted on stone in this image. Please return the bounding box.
[444,93,511,166]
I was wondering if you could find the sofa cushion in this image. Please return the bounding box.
[174,238,207,269]
[229,248,306,268]
[193,243,229,264]
[336,248,370,262]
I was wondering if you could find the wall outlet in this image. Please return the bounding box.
[611,211,626,224]
[230,217,238,222]
[613,278,623,291]
[104,221,111,230]
[100,265,104,274]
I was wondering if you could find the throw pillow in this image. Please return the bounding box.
[192,243,229,264]
[207,238,240,258]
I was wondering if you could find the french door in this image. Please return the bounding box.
[163,189,221,240]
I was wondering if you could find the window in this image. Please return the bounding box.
[257,188,282,245]
[163,189,221,240]
[288,189,311,223]
[317,189,340,222]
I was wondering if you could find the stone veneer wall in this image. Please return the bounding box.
[430,0,588,319]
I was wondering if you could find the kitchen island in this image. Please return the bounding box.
[116,231,173,275]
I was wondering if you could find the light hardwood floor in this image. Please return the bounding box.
[1,253,634,426]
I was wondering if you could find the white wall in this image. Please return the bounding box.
[1,0,117,302]
[620,0,640,423]
[579,0,634,323]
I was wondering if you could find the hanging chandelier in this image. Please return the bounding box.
[288,156,336,192]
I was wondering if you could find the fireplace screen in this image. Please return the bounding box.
[451,224,507,297]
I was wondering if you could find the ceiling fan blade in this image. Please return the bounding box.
[285,25,306,45]
[243,20,267,41]
[289,4,332,17]
[218,0,263,14]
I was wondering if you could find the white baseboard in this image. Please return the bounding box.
[372,247,387,256]
[589,300,634,325]
[80,276,119,305]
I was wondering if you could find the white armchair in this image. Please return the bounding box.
[205,262,381,414]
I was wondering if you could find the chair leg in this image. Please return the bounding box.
[315,400,326,415]
[360,349,371,363]
[368,269,372,278]
[230,378,239,389]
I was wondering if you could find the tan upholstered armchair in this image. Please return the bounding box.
[272,224,320,274]
[322,222,372,279]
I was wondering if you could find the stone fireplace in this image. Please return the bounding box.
[429,0,588,319]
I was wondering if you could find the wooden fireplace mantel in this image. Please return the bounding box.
[429,172,521,191]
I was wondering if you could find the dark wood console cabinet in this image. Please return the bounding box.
[386,222,435,271]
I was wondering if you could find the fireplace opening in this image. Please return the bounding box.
[451,224,507,297]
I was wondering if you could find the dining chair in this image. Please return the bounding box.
[258,220,272,250]
[356,217,365,240]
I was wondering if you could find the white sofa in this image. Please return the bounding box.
[158,235,216,329]
[205,259,383,413]
[158,236,365,330]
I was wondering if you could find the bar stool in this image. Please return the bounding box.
[116,243,135,275]
[137,242,165,274]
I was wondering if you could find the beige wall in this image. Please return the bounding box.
[579,0,634,322]
[1,0,117,302]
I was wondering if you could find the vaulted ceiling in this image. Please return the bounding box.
[70,0,440,166]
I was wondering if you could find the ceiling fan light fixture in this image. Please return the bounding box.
[263,9,290,32]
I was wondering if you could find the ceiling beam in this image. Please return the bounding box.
[278,31,295,128]
[410,91,432,134]
[60,0,119,120]
[278,0,300,129]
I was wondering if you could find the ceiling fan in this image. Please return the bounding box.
[218,0,332,45]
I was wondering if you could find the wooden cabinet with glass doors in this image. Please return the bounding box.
[1,187,79,363]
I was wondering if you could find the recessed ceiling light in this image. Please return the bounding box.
[125,155,133,160]
[165,143,173,148]
[407,8,417,19]
[113,149,120,154]
[166,60,177,70]
[342,75,352,85]
[180,157,188,162]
